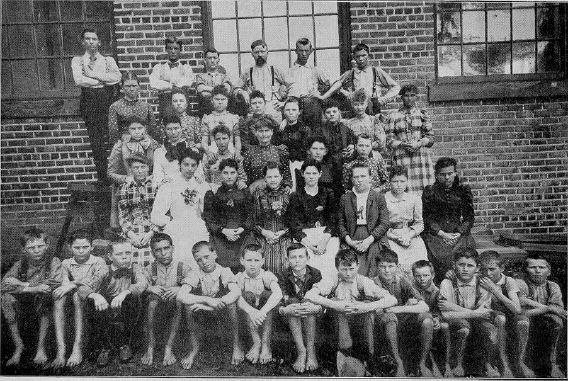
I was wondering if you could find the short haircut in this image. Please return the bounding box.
[353,43,370,54]
[262,161,281,177]
[204,47,219,56]
[434,157,457,174]
[351,160,371,175]
[389,165,408,180]
[219,158,239,172]
[121,71,139,85]
[150,232,173,248]
[479,250,504,267]
[335,249,358,268]
[67,229,93,245]
[357,133,372,144]
[411,260,435,277]
[283,96,301,109]
[286,242,307,257]
[165,36,182,49]
[307,135,328,149]
[161,109,181,126]
[351,88,368,105]
[192,240,212,255]
[295,37,312,49]
[251,39,267,50]
[524,254,551,271]
[400,84,419,96]
[212,84,229,98]
[111,238,131,249]
[81,28,98,39]
[20,227,47,247]
[250,90,265,101]
[300,158,322,173]
[377,247,399,265]
[212,123,231,138]
[177,147,203,166]
[323,98,341,111]
[242,243,264,258]
[453,247,479,265]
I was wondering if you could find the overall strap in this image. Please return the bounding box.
[271,66,275,86]
[151,262,157,286]
[176,261,184,286]
[351,69,356,92]
[250,67,254,88]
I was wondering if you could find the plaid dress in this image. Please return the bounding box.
[117,176,157,267]
[386,106,435,193]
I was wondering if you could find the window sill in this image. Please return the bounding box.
[1,98,81,119]
[428,78,568,102]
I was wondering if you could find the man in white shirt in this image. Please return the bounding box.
[149,37,195,118]
[71,28,121,182]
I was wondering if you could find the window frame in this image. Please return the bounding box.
[200,1,352,76]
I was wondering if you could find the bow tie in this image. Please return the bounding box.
[112,268,131,279]
[168,61,180,68]
[126,139,151,153]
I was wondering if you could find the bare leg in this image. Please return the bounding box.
[516,320,534,377]
[33,313,50,365]
[337,313,352,350]
[141,298,159,365]
[419,317,434,377]
[440,323,453,377]
[52,296,67,368]
[180,307,200,370]
[384,321,405,377]
[452,327,469,377]
[259,310,274,364]
[495,315,513,377]
[229,304,244,365]
[66,292,84,367]
[245,314,262,364]
[304,315,319,371]
[163,301,182,366]
[549,318,565,378]
[288,316,307,373]
[5,322,24,367]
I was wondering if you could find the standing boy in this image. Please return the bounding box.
[195,48,232,117]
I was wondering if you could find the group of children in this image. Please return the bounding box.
[2,227,565,378]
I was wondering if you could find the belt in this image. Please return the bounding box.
[390,222,408,229]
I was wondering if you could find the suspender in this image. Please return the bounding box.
[151,261,184,286]
[249,66,275,89]
[351,67,378,93]
[527,279,552,301]
[452,276,482,308]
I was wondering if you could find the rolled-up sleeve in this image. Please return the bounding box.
[129,264,148,295]
[76,259,109,299]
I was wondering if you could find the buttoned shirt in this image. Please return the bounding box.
[384,191,424,234]
[235,269,278,297]
[117,176,158,236]
[102,263,147,299]
[353,188,370,225]
[373,273,423,305]
[61,255,109,299]
[439,276,491,310]
[285,62,329,98]
[149,61,195,91]
[71,52,121,88]
[195,70,232,92]
[312,274,390,302]
[1,257,62,294]
[414,280,440,314]
[337,65,400,100]
[236,64,287,101]
[516,278,564,308]
[144,260,192,288]
[347,114,386,151]
[184,265,236,297]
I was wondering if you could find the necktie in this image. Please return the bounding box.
[294,276,305,299]
[168,61,180,68]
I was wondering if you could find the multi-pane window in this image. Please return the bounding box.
[205,1,343,82]
[1,0,115,100]
[435,2,564,79]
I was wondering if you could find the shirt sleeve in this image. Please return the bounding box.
[439,279,456,304]
[150,182,173,228]
[177,64,195,88]
[548,281,564,308]
[149,63,173,91]
[117,183,133,235]
[410,194,425,235]
[181,269,200,288]
[264,271,279,290]
[76,258,110,299]
[422,187,442,235]
[311,277,337,297]
[151,148,166,189]
[71,56,101,87]
[374,67,400,101]
[44,257,63,291]
[401,276,424,302]
[337,69,353,88]
[372,116,387,152]
[476,287,492,309]
[108,103,119,145]
[362,276,391,299]
[129,264,148,295]
[234,272,245,291]
[221,267,237,287]
[384,112,399,149]
[107,141,126,185]
[515,279,529,298]
[100,57,121,84]
[1,261,24,293]
[420,109,434,147]
[203,190,223,234]
[457,184,475,235]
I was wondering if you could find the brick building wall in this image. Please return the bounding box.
[1,1,567,257]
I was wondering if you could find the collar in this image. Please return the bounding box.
[219,183,239,192]
[243,269,264,280]
[122,97,139,104]
[266,184,285,195]
[168,60,181,68]
[415,280,437,294]
[110,263,132,271]
[293,61,313,69]
[84,51,103,61]
[156,260,178,270]
[352,187,370,197]
[286,265,312,281]
[69,255,97,266]
[456,277,477,287]
[385,191,409,203]
[354,65,371,74]
[495,274,507,286]
[132,176,153,186]
[376,274,398,287]
[211,110,229,116]
[199,264,221,279]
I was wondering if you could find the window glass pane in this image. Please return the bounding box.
[36,25,62,57]
[270,50,290,70]
[537,6,559,40]
[288,17,314,49]
[537,41,560,73]
[38,59,65,90]
[263,1,287,17]
[462,3,484,10]
[2,60,12,97]
[488,43,511,74]
[2,0,33,23]
[463,44,486,75]
[315,48,340,78]
[462,11,485,43]
[60,0,83,21]
[437,46,461,77]
[437,10,461,43]
[512,2,534,7]
[85,1,111,21]
[8,25,35,58]
[62,24,84,55]
[512,8,535,40]
[240,52,254,74]
[63,58,75,89]
[12,59,39,92]
[486,2,509,9]
[264,17,288,50]
[213,20,238,52]
[487,10,510,42]
[2,26,9,59]
[315,15,339,48]
[34,0,59,22]
[512,42,535,73]
[238,18,262,53]
[313,1,337,14]
[289,1,312,15]
[221,53,240,81]
[211,1,235,18]
[85,23,113,53]
[237,0,261,18]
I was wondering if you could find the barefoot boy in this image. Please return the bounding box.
[52,229,109,368]
[176,241,242,369]
[86,240,147,366]
[516,255,566,378]
[304,249,397,361]
[277,243,323,373]
[1,228,62,367]
[235,243,283,364]
[141,232,192,366]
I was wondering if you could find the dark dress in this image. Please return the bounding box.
[288,186,338,243]
[243,144,292,188]
[295,154,344,202]
[277,120,312,162]
[421,176,475,283]
[203,183,255,269]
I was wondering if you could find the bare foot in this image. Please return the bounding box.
[141,347,154,365]
[501,365,514,378]
[518,362,534,378]
[181,349,199,370]
[6,347,23,367]
[443,365,453,378]
[66,348,83,367]
[419,361,433,377]
[33,349,48,365]
[259,347,273,364]
[51,355,66,369]
[452,365,465,377]
[231,346,244,365]
[292,350,307,373]
[245,344,261,364]
[551,366,565,378]
[162,347,177,366]
[485,363,500,378]
[305,353,319,372]
[395,360,406,377]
